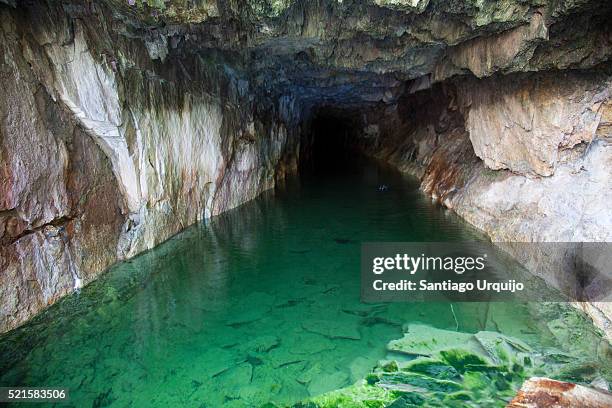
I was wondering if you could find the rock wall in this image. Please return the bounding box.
[0,1,301,333]
[359,69,611,241]
[357,68,612,337]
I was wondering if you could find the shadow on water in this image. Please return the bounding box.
[0,159,610,407]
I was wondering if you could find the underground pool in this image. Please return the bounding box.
[0,160,609,407]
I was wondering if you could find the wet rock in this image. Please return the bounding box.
[307,371,350,396]
[378,371,462,393]
[276,298,307,309]
[200,348,237,378]
[246,355,264,366]
[239,385,280,406]
[457,73,610,177]
[400,357,459,380]
[300,324,610,408]
[359,71,612,337]
[302,317,361,340]
[508,377,612,408]
[439,348,493,374]
[341,303,387,317]
[284,332,336,356]
[385,393,426,407]
[557,361,601,383]
[443,390,473,403]
[591,377,610,392]
[238,335,280,354]
[0,1,300,333]
[217,363,253,391]
[474,331,532,366]
[307,381,393,407]
[297,363,323,385]
[92,388,115,408]
[225,292,275,326]
[360,315,402,328]
[333,238,356,245]
[387,324,477,356]
[349,356,374,382]
[380,360,399,373]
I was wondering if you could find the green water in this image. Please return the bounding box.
[0,161,609,407]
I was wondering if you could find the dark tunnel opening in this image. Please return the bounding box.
[300,109,362,174]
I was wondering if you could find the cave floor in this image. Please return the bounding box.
[0,160,609,407]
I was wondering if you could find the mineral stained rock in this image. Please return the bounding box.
[1,0,611,334]
[507,377,612,408]
[0,0,300,333]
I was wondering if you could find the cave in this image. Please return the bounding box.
[0,0,611,407]
[301,109,361,173]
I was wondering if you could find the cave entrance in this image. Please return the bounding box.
[301,108,362,174]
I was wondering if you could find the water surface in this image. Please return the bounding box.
[0,161,609,407]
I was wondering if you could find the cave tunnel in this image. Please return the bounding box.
[301,107,363,174]
[2,1,612,407]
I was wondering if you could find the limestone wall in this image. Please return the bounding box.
[358,70,612,337]
[0,1,301,333]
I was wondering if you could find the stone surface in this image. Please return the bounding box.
[357,69,612,338]
[507,377,612,408]
[301,308,612,406]
[457,72,610,176]
[387,324,476,356]
[302,315,362,340]
[0,1,300,333]
[308,371,350,396]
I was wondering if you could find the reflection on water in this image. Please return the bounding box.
[0,161,609,407]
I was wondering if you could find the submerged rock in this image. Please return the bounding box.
[238,335,280,354]
[387,324,476,356]
[439,348,493,374]
[301,322,612,407]
[378,371,463,393]
[200,348,238,378]
[218,363,254,399]
[307,371,350,397]
[333,238,357,245]
[474,331,533,366]
[341,303,387,318]
[302,316,361,340]
[349,356,375,383]
[283,332,336,356]
[400,357,460,380]
[225,292,276,326]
